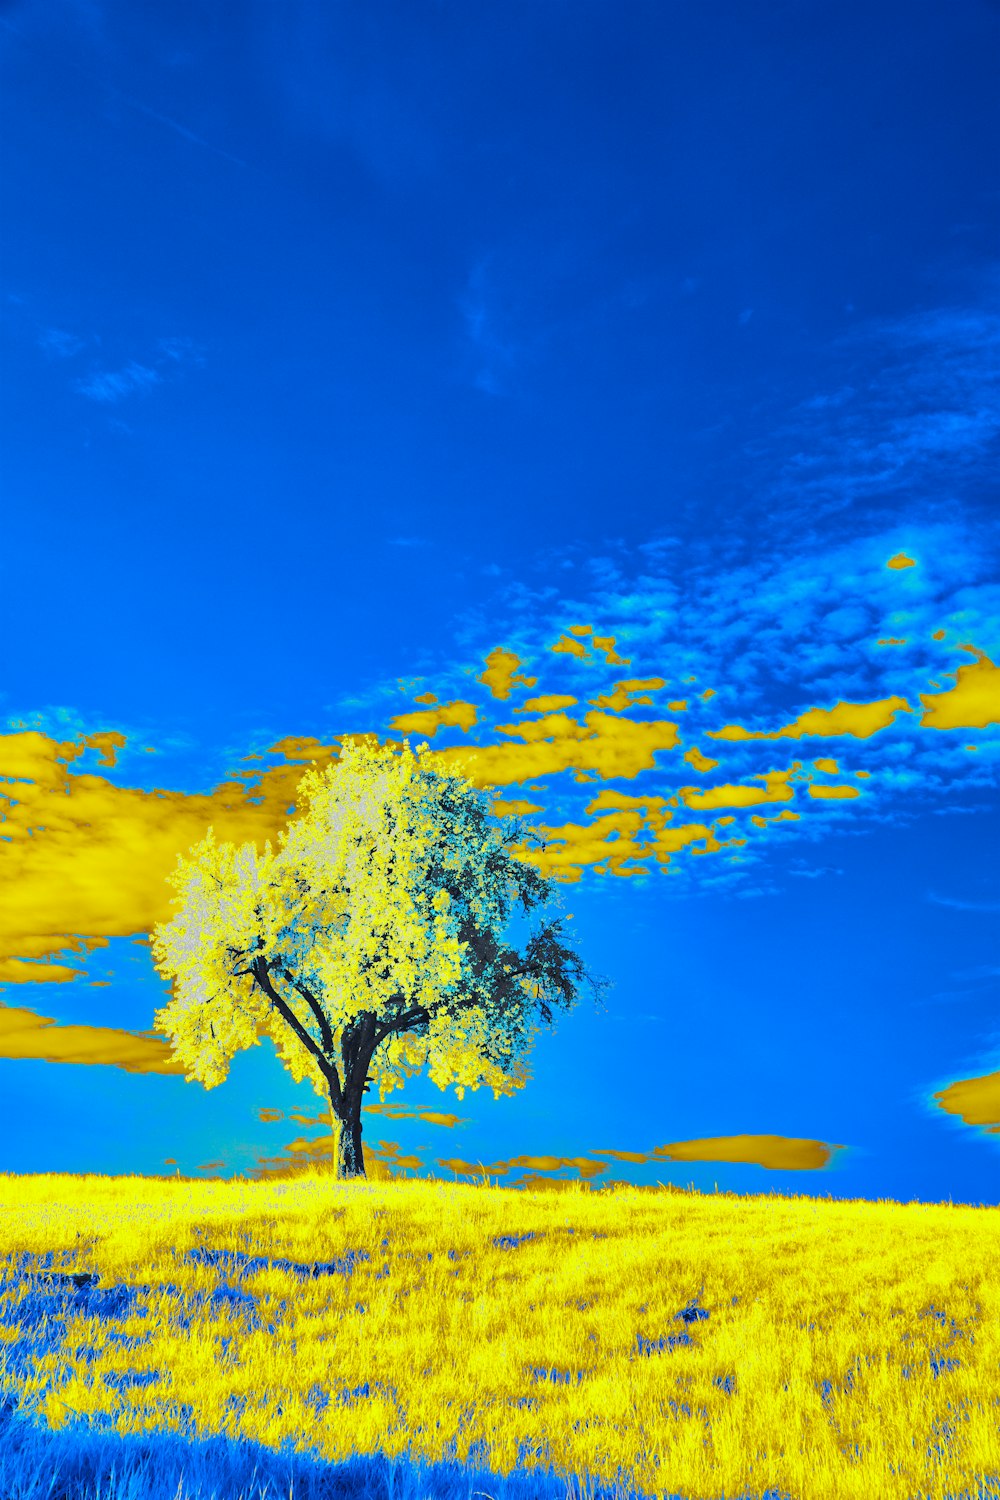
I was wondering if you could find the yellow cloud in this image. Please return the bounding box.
[589,678,666,712]
[589,635,631,667]
[0,729,332,982]
[423,709,683,791]
[678,768,798,811]
[707,696,911,741]
[813,758,839,773]
[550,633,591,660]
[749,810,801,828]
[248,1119,848,1186]
[649,1134,845,1171]
[807,784,861,800]
[0,999,186,1075]
[360,1101,469,1129]
[919,647,1000,730]
[932,1071,1000,1130]
[518,695,578,712]
[491,798,545,817]
[503,787,724,880]
[354,1134,846,1185]
[887,553,916,569]
[683,746,719,773]
[475,647,538,701]
[547,629,630,667]
[388,700,479,737]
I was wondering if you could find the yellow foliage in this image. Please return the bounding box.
[150,740,597,1145]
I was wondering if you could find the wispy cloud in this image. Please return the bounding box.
[38,328,86,359]
[926,891,1000,914]
[156,336,202,364]
[765,288,1000,523]
[74,362,162,404]
[787,860,844,879]
[120,94,248,170]
[802,386,855,412]
[0,16,248,171]
[911,961,1000,1008]
[459,258,520,397]
[73,338,204,405]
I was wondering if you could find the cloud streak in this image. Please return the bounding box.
[0,15,248,171]
[460,258,521,396]
[72,337,204,404]
[38,328,85,359]
[759,288,1000,528]
[926,891,1000,914]
[74,362,162,404]
[120,93,249,170]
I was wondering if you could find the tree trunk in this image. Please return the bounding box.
[328,1012,378,1182]
[330,1088,366,1181]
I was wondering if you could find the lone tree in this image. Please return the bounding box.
[150,738,612,1182]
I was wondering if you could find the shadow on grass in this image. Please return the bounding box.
[0,1386,715,1500]
[1,1239,996,1500]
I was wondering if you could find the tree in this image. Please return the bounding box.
[150,738,613,1182]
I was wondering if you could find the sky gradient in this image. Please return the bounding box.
[1,0,999,1205]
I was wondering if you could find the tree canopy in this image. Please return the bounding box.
[150,737,612,1180]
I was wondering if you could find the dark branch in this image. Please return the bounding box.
[250,958,343,1110]
[372,1002,429,1047]
[342,1011,378,1102]
[277,969,335,1054]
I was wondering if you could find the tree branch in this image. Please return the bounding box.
[372,1002,429,1047]
[250,958,343,1109]
[344,1011,378,1101]
[276,968,335,1054]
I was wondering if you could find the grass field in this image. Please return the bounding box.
[0,1167,997,1500]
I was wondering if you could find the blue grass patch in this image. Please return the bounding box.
[0,1232,997,1500]
[0,1389,683,1500]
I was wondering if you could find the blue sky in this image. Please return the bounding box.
[1,0,998,1205]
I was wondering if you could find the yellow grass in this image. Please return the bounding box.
[0,1168,997,1500]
